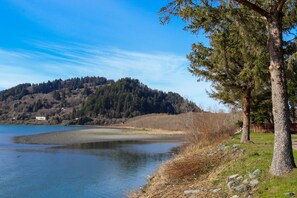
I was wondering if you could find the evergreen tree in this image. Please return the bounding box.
[52,90,61,100]
[188,13,269,143]
[83,87,92,96]
[161,0,297,175]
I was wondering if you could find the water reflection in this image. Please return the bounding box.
[0,140,179,198]
[52,141,179,171]
[57,141,131,149]
[0,125,180,198]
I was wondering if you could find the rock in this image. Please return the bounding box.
[248,174,255,179]
[249,179,260,188]
[184,189,201,195]
[242,179,249,184]
[235,184,248,192]
[212,188,221,193]
[284,192,295,197]
[230,195,240,198]
[227,175,243,189]
[228,174,239,181]
[240,149,246,153]
[248,173,256,179]
[218,144,227,152]
[227,181,236,189]
[236,176,244,183]
[249,169,261,178]
[232,144,240,151]
[252,169,261,176]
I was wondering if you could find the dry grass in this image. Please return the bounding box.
[130,113,242,198]
[124,112,240,135]
[162,144,224,181]
[123,113,188,131]
[130,142,242,198]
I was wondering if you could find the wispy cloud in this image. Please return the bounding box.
[0,42,224,110]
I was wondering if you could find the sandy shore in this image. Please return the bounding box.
[14,127,185,145]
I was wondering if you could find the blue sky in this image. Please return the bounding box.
[0,0,226,110]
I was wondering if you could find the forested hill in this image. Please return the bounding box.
[0,77,111,101]
[0,77,201,125]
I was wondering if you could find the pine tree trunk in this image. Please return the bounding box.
[241,90,251,143]
[268,13,296,176]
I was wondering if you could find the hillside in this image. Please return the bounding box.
[0,77,201,125]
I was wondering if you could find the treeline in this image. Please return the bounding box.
[31,77,111,94]
[0,77,111,101]
[79,78,200,119]
[0,83,31,101]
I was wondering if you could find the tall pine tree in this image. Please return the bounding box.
[161,0,297,175]
[188,10,269,143]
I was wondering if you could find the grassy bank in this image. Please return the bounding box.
[131,132,297,198]
[222,133,297,197]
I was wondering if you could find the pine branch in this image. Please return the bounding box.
[277,0,287,13]
[234,0,269,17]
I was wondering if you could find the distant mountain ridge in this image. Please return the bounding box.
[0,77,201,125]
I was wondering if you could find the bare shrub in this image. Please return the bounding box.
[183,112,240,146]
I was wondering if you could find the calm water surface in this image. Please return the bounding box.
[0,125,178,198]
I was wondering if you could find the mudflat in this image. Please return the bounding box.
[14,127,184,145]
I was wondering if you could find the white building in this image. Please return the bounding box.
[36,116,46,121]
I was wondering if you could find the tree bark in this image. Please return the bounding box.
[241,89,251,143]
[268,13,296,176]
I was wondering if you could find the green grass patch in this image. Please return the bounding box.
[216,132,297,197]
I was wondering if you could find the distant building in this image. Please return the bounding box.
[36,116,46,121]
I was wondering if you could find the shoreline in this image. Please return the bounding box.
[14,127,185,145]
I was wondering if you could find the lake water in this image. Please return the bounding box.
[0,125,178,198]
